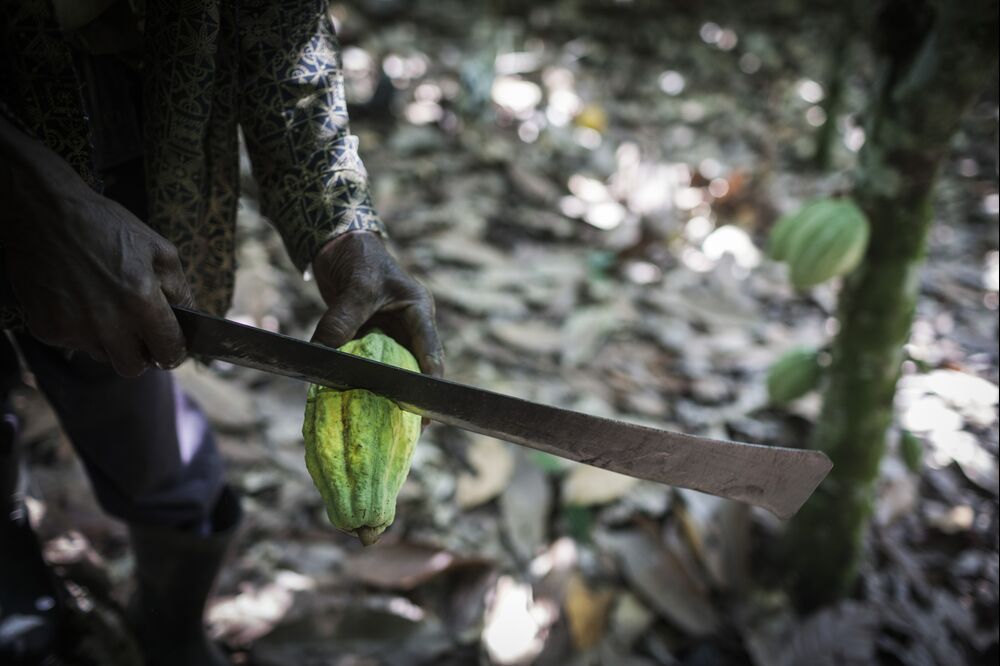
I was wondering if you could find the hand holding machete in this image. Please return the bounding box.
[0,115,192,376]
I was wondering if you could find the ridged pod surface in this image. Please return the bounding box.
[768,198,870,289]
[302,331,421,545]
[767,347,823,405]
[769,199,839,262]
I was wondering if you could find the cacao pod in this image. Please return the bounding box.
[302,331,422,546]
[767,347,823,405]
[768,198,870,289]
[789,200,869,289]
[768,199,839,262]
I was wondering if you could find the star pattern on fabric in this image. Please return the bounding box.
[2,0,385,319]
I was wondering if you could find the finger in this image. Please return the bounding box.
[60,338,106,364]
[78,332,109,363]
[311,292,380,349]
[155,244,195,308]
[101,332,150,378]
[26,314,105,361]
[138,290,188,369]
[402,301,444,377]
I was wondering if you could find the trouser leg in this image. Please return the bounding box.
[7,334,238,665]
[2,334,22,519]
[13,334,226,531]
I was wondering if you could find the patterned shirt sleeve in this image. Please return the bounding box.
[237,0,386,272]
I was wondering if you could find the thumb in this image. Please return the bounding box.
[311,295,378,349]
[156,247,196,308]
[160,271,195,308]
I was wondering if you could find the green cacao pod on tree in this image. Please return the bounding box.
[767,347,824,405]
[302,331,422,546]
[768,199,840,262]
[768,198,870,289]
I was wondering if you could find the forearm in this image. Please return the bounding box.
[236,0,386,271]
[0,110,192,370]
[243,131,386,267]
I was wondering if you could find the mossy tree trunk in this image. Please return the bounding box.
[786,0,998,609]
[812,15,850,170]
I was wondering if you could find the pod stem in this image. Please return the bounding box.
[357,526,381,547]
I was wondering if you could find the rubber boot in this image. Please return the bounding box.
[127,486,241,666]
[0,409,63,665]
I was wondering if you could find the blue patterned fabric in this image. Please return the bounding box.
[1,0,386,317]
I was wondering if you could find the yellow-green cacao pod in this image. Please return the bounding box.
[785,199,869,289]
[302,331,422,546]
[767,347,823,405]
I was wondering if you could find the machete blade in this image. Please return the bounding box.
[173,306,831,518]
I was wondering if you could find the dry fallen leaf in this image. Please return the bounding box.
[173,361,259,431]
[562,464,640,506]
[455,435,516,509]
[874,458,919,527]
[208,570,314,645]
[426,274,528,317]
[564,573,615,650]
[491,319,565,356]
[500,453,552,562]
[775,600,878,666]
[481,575,558,666]
[343,542,488,590]
[561,304,635,368]
[427,232,509,268]
[609,592,655,648]
[675,489,750,591]
[597,528,719,636]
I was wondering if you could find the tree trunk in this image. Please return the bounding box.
[812,17,850,170]
[785,0,998,609]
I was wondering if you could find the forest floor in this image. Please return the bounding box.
[13,1,999,665]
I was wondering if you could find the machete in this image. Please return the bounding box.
[173,306,831,518]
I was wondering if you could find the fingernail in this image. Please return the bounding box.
[161,355,184,370]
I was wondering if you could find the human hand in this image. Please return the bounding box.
[310,230,443,377]
[3,182,193,376]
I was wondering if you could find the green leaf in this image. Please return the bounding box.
[531,451,567,474]
[563,505,595,544]
[900,430,923,473]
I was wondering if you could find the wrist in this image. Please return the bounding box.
[313,229,382,266]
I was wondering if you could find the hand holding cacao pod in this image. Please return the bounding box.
[302,331,422,546]
[310,231,444,378]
